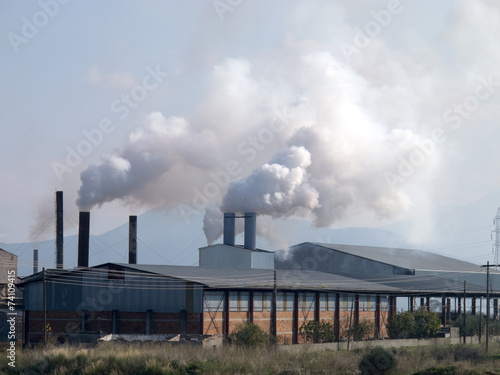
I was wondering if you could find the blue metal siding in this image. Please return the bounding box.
[25,267,202,313]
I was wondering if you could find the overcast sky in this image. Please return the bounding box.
[1,1,499,260]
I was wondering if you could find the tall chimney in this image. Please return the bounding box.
[55,191,63,269]
[33,249,38,274]
[244,212,257,250]
[129,215,137,264]
[223,213,236,246]
[78,212,90,268]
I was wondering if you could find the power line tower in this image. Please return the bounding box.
[493,207,500,267]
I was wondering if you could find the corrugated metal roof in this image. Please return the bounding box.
[307,243,482,272]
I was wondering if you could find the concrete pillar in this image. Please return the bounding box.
[494,299,499,320]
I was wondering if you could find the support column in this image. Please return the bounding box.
[224,290,230,336]
[494,299,499,321]
[472,297,477,316]
[334,293,340,342]
[441,297,447,326]
[292,291,299,344]
[354,295,360,327]
[420,297,425,308]
[180,309,187,334]
[410,297,414,312]
[315,292,320,322]
[426,296,431,311]
[249,291,254,323]
[458,296,462,315]
[447,298,451,324]
[375,296,381,340]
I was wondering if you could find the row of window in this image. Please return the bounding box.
[204,292,390,312]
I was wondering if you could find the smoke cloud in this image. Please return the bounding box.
[74,1,500,247]
[77,112,218,209]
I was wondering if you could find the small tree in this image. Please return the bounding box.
[413,308,441,339]
[358,347,396,375]
[229,322,270,347]
[351,320,375,341]
[451,314,486,337]
[387,308,441,339]
[299,320,335,343]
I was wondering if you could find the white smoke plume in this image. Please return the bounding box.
[74,1,500,247]
[221,146,319,216]
[77,112,218,209]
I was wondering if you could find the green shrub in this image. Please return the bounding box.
[351,321,375,341]
[387,309,441,339]
[229,322,271,347]
[413,309,441,339]
[299,320,335,343]
[451,314,485,337]
[358,347,396,375]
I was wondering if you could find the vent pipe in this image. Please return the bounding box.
[33,249,38,274]
[78,212,90,268]
[244,212,257,250]
[223,213,236,246]
[55,191,63,269]
[129,215,137,264]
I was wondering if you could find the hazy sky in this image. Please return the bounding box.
[1,1,499,257]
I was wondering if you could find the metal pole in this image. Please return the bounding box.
[43,268,47,344]
[479,297,482,342]
[463,281,466,344]
[272,270,277,338]
[486,261,490,352]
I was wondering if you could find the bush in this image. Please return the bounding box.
[451,314,485,337]
[229,322,271,347]
[387,309,441,339]
[413,309,441,339]
[358,347,396,375]
[351,321,375,341]
[299,320,335,343]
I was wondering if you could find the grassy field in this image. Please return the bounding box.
[2,341,500,374]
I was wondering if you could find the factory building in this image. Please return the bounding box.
[18,212,500,345]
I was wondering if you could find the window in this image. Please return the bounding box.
[299,292,316,312]
[229,291,249,312]
[204,291,225,312]
[254,292,272,312]
[341,294,355,311]
[359,295,376,311]
[320,293,337,311]
[277,292,295,311]
[380,296,390,311]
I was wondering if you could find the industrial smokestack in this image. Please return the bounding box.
[55,191,63,269]
[244,212,257,250]
[78,212,90,268]
[33,249,38,274]
[223,213,236,246]
[129,215,137,264]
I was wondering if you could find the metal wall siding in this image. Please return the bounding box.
[25,268,201,313]
[251,252,274,269]
[200,246,252,269]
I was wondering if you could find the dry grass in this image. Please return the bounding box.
[2,341,500,374]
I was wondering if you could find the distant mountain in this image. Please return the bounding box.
[3,190,498,277]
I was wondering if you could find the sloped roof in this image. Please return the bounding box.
[305,243,482,272]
